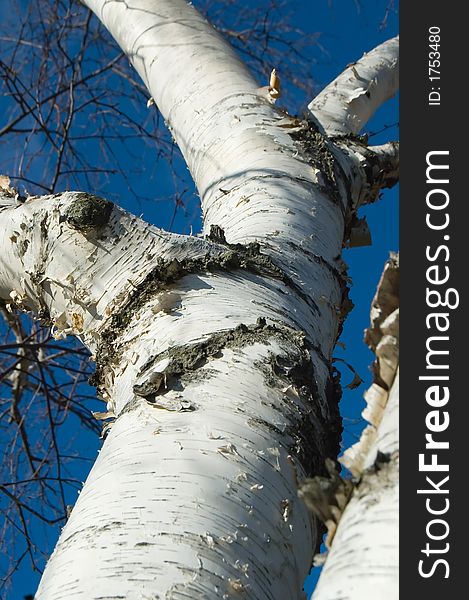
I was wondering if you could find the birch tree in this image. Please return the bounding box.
[0,1,399,598]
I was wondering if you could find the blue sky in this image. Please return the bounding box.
[1,1,398,597]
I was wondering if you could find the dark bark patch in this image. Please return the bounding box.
[134,316,342,481]
[90,236,319,389]
[259,345,342,475]
[64,193,113,232]
[135,317,290,389]
[206,224,318,313]
[289,122,343,209]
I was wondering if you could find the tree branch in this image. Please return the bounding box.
[82,0,260,180]
[0,190,221,354]
[308,36,399,136]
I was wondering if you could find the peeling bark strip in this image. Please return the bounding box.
[298,458,353,549]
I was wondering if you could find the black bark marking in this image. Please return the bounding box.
[64,193,113,232]
[289,121,346,213]
[132,317,342,480]
[90,234,320,388]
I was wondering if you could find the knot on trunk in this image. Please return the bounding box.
[65,193,113,232]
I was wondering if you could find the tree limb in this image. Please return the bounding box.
[0,191,222,355]
[81,1,349,261]
[82,0,260,187]
[308,37,399,136]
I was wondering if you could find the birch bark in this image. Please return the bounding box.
[0,1,399,598]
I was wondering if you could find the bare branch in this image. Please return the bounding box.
[308,36,399,136]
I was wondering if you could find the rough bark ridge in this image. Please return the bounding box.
[0,2,399,599]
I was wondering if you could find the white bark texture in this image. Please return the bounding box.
[311,255,399,600]
[0,2,399,598]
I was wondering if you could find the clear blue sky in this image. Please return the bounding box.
[3,1,398,598]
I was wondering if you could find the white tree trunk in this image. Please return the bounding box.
[0,2,399,598]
